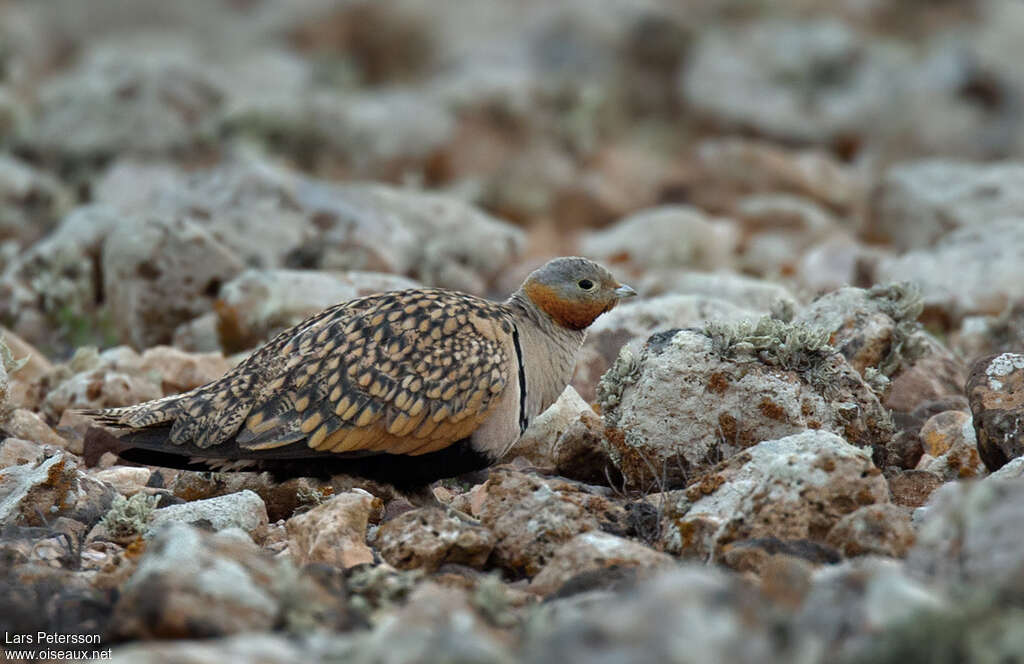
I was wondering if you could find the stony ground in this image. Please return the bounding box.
[3,1,1024,662]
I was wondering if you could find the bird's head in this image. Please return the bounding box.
[520,256,637,330]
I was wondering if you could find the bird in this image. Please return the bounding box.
[81,256,636,505]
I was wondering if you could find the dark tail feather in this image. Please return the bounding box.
[83,426,133,467]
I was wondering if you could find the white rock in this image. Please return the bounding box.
[869,160,1024,250]
[581,205,739,272]
[149,490,269,536]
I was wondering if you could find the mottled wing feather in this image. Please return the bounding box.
[233,289,514,457]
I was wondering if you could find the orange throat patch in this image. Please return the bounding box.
[524,282,615,331]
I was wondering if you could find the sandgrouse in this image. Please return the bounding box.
[82,257,635,499]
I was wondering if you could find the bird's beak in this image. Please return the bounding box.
[614,284,637,299]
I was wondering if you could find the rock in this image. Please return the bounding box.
[915,410,985,481]
[967,352,1024,471]
[214,268,419,353]
[373,507,494,572]
[793,283,966,466]
[580,205,739,273]
[680,20,901,144]
[110,522,352,639]
[795,558,945,660]
[571,293,758,403]
[0,438,45,469]
[951,304,1024,362]
[149,490,269,536]
[825,504,915,558]
[0,155,72,247]
[867,160,1024,250]
[733,194,841,277]
[794,284,926,377]
[42,363,162,427]
[887,470,945,509]
[907,479,1024,587]
[286,490,377,569]
[108,634,311,664]
[0,326,55,410]
[988,456,1024,480]
[795,235,885,296]
[95,158,317,270]
[1,408,71,450]
[91,466,151,496]
[226,88,455,179]
[504,386,591,469]
[0,205,125,351]
[132,346,230,394]
[874,218,1024,324]
[21,43,223,162]
[475,469,629,578]
[103,217,245,349]
[550,407,621,486]
[296,181,525,294]
[168,471,349,523]
[528,531,675,597]
[691,138,862,213]
[344,581,511,663]
[0,452,115,527]
[172,311,222,353]
[719,538,839,579]
[661,430,888,560]
[525,566,797,663]
[598,326,893,489]
[633,271,797,314]
[41,345,228,425]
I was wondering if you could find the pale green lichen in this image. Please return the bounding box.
[867,281,928,378]
[98,493,160,539]
[596,346,643,428]
[0,333,29,418]
[346,565,423,625]
[472,573,519,628]
[0,335,29,375]
[705,316,834,372]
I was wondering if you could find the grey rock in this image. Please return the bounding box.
[824,504,916,559]
[526,566,797,664]
[571,293,759,403]
[225,89,455,178]
[476,469,629,578]
[0,155,72,247]
[661,430,889,560]
[598,327,893,489]
[581,205,739,273]
[795,558,945,660]
[874,218,1024,323]
[967,352,1024,471]
[111,521,352,639]
[0,438,46,469]
[0,205,126,350]
[528,531,675,597]
[102,216,244,349]
[374,507,494,572]
[634,270,798,314]
[95,158,317,270]
[299,181,526,294]
[681,20,902,144]
[21,43,223,161]
[907,478,1024,586]
[149,490,269,536]
[0,452,114,527]
[868,160,1024,251]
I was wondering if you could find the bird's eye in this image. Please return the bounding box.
[577,279,594,290]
